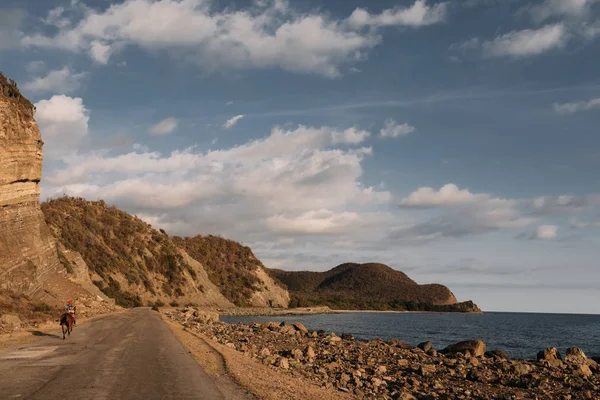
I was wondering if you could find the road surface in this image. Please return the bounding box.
[0,308,246,399]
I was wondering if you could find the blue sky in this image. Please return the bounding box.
[2,0,600,313]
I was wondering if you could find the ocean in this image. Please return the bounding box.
[220,311,600,360]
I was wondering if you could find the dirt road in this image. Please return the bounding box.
[0,308,252,399]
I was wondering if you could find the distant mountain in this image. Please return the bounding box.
[269,262,481,313]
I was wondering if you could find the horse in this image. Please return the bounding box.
[59,313,75,340]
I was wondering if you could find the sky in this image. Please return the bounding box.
[1,0,600,314]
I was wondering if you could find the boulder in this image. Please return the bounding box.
[292,322,308,334]
[417,341,432,352]
[537,347,561,362]
[0,314,21,330]
[442,340,486,357]
[564,347,587,365]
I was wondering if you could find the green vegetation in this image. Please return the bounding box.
[0,72,36,116]
[173,235,273,306]
[272,263,481,313]
[93,278,143,308]
[42,196,191,305]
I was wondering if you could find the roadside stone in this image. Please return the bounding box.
[537,347,562,362]
[0,314,21,330]
[420,364,436,377]
[443,340,486,357]
[564,347,587,365]
[293,322,308,334]
[304,345,316,359]
[278,357,289,369]
[417,341,432,352]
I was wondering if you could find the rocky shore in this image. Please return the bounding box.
[167,307,599,400]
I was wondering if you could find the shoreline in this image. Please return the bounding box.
[218,307,484,317]
[166,307,599,399]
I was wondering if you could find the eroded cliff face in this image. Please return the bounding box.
[0,76,60,294]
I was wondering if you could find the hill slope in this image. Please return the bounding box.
[42,196,289,308]
[269,263,481,312]
[42,196,234,308]
[172,235,289,307]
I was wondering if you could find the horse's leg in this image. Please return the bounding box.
[62,324,66,340]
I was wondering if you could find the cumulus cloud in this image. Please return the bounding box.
[482,23,569,57]
[149,117,178,135]
[34,95,90,157]
[379,119,415,138]
[392,184,536,241]
[21,0,445,77]
[347,0,448,28]
[43,123,390,244]
[224,115,244,129]
[23,67,85,95]
[554,97,600,114]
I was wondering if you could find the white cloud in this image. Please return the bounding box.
[149,117,178,135]
[265,209,361,235]
[22,67,85,95]
[535,224,558,239]
[22,0,445,77]
[529,0,598,23]
[392,184,537,241]
[554,98,600,114]
[482,23,569,57]
[43,123,389,241]
[34,95,89,157]
[400,184,484,207]
[348,0,448,28]
[379,119,416,138]
[224,115,245,129]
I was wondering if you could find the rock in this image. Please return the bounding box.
[420,364,436,377]
[341,333,354,340]
[417,341,432,352]
[375,365,387,374]
[328,335,342,343]
[537,347,561,362]
[260,347,271,357]
[467,357,481,367]
[340,373,351,385]
[564,347,587,365]
[397,393,417,400]
[485,350,510,360]
[304,345,316,359]
[292,322,308,334]
[443,340,486,357]
[0,82,62,295]
[278,357,289,369]
[292,349,304,360]
[572,363,592,379]
[0,314,22,330]
[397,359,409,368]
[514,363,532,375]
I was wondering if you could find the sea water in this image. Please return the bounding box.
[221,311,600,360]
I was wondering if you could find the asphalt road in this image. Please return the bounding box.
[0,308,236,399]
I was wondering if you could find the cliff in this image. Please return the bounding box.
[0,73,59,294]
[269,262,481,312]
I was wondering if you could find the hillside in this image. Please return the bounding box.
[42,196,234,308]
[171,235,289,307]
[269,263,481,312]
[42,196,289,308]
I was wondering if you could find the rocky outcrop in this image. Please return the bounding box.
[0,73,60,295]
[249,267,290,308]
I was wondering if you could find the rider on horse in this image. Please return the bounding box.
[65,299,77,326]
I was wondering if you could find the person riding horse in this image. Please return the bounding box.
[65,299,77,326]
